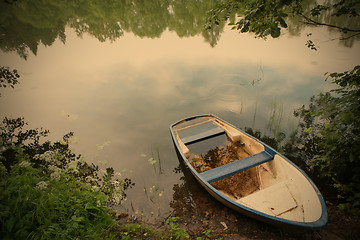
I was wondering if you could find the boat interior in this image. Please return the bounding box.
[173,116,323,223]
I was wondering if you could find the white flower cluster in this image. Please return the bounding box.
[19,161,31,168]
[111,179,124,205]
[36,181,49,190]
[85,175,97,184]
[67,159,80,174]
[34,150,63,165]
[48,165,62,181]
[34,150,65,181]
[32,150,128,205]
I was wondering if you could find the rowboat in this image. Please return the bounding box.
[170,114,328,228]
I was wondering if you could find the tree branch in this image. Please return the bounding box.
[340,32,360,40]
[298,12,360,33]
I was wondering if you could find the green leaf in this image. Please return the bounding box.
[303,127,312,133]
[279,18,287,28]
[270,24,281,38]
[241,21,249,33]
[241,25,249,33]
[148,157,156,165]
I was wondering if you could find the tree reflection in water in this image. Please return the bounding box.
[2,0,357,60]
[0,0,223,59]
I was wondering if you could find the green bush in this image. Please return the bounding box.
[0,156,114,239]
[294,65,360,209]
[0,116,134,239]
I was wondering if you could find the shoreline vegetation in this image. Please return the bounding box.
[1,65,359,239]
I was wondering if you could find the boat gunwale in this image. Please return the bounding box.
[170,114,328,229]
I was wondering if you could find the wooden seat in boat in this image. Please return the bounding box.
[180,124,225,145]
[200,150,274,183]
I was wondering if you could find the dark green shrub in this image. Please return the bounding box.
[0,157,114,239]
[295,65,360,209]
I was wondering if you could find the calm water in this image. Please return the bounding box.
[1,1,360,220]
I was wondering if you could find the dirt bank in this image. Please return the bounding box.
[118,188,359,239]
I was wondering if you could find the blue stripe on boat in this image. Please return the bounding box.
[200,150,274,183]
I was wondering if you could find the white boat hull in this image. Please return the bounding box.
[170,114,328,228]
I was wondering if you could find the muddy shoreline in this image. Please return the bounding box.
[118,172,359,240]
[119,192,359,240]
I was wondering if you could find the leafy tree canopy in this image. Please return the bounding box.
[205,0,360,49]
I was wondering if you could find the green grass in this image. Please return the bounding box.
[107,222,167,240]
[0,157,114,240]
[0,156,195,240]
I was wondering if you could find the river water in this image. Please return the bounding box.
[1,1,359,221]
